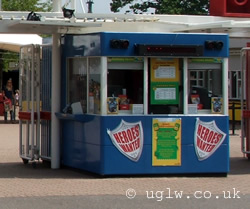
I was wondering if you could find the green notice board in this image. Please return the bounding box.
[152,118,181,166]
[155,128,178,159]
[150,82,179,105]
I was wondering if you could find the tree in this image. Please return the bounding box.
[110,0,209,15]
[0,0,53,88]
[0,0,53,70]
[2,0,52,12]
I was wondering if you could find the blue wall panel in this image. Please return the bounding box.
[60,115,229,175]
[62,32,229,58]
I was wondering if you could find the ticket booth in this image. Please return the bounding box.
[57,32,230,175]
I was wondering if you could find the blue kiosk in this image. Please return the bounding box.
[57,32,230,175]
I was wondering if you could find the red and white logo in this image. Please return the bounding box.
[107,120,144,162]
[194,118,226,161]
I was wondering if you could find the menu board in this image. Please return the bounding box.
[155,88,176,100]
[152,118,181,166]
[151,82,179,104]
[150,58,179,105]
[154,66,176,79]
[151,58,179,82]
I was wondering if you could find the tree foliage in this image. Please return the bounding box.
[1,0,53,72]
[1,52,19,72]
[2,0,52,12]
[110,0,209,15]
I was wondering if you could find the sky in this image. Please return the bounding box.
[91,0,113,14]
[58,0,114,14]
[39,0,141,14]
[59,0,154,14]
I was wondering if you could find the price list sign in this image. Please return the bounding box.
[151,82,179,104]
[150,58,179,105]
[151,58,179,82]
[155,66,176,79]
[155,88,176,100]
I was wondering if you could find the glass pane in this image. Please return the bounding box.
[67,58,87,113]
[190,71,196,79]
[191,80,197,86]
[108,69,143,114]
[238,71,241,79]
[199,71,203,79]
[89,58,101,114]
[238,81,242,98]
[188,62,223,112]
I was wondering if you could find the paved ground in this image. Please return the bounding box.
[0,123,249,209]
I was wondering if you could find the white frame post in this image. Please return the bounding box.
[183,58,189,115]
[51,34,61,169]
[222,58,229,115]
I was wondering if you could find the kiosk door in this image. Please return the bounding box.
[19,45,41,165]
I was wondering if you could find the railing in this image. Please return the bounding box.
[229,101,244,135]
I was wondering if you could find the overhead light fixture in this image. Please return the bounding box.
[62,7,75,18]
[27,11,41,21]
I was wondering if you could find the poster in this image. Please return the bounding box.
[194,118,226,161]
[211,97,223,114]
[152,118,181,166]
[107,120,144,162]
[107,97,119,114]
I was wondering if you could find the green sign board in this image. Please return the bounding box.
[155,127,178,160]
[150,82,179,105]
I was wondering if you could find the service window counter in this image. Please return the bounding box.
[57,32,230,175]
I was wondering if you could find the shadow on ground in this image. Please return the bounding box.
[0,156,247,179]
[0,161,98,179]
[229,156,250,175]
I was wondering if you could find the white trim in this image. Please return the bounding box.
[222,58,229,115]
[101,57,107,115]
[144,58,148,115]
[183,58,188,115]
[0,12,249,37]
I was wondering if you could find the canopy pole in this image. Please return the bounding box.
[51,33,61,169]
[53,0,61,12]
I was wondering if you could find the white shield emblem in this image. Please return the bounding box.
[194,118,226,161]
[107,120,144,162]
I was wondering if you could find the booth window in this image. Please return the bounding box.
[229,70,242,99]
[67,58,87,113]
[107,58,144,114]
[67,57,101,114]
[188,59,223,114]
[89,57,101,114]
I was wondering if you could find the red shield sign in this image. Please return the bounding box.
[194,118,226,161]
[107,120,144,162]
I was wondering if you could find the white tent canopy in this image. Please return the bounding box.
[0,34,42,52]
